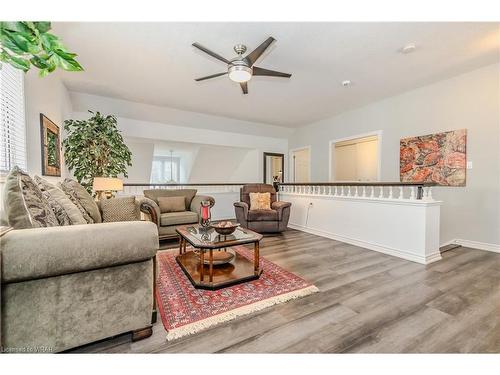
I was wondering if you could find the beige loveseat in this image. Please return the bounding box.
[142,189,215,240]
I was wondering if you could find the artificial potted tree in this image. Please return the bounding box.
[63,111,132,195]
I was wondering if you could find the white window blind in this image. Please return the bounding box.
[0,63,27,175]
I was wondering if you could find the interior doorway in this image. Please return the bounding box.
[290,147,311,183]
[263,152,285,184]
[330,132,381,181]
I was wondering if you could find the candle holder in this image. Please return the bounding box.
[200,200,212,228]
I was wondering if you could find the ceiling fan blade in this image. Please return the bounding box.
[240,82,248,94]
[192,43,230,64]
[244,37,275,66]
[194,72,228,81]
[252,66,292,78]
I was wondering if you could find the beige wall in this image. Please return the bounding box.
[289,63,500,246]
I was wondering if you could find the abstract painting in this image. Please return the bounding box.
[400,129,467,186]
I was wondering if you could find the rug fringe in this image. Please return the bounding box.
[165,285,319,341]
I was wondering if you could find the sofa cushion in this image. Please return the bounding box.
[160,211,198,227]
[248,209,279,221]
[34,176,86,226]
[144,189,197,210]
[1,166,59,229]
[249,192,271,210]
[59,178,102,223]
[158,196,186,213]
[100,196,139,222]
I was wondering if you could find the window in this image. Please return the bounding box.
[151,156,180,183]
[0,63,26,175]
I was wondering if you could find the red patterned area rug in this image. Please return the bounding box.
[156,246,318,340]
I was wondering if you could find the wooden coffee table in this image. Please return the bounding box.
[175,225,263,290]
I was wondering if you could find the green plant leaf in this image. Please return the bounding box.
[4,32,33,53]
[0,22,31,34]
[1,21,82,76]
[53,48,77,60]
[0,34,26,55]
[7,55,30,71]
[30,55,50,69]
[33,21,51,33]
[38,68,49,77]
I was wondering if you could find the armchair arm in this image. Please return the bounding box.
[0,221,158,283]
[271,201,292,221]
[234,201,249,223]
[137,196,160,227]
[190,195,215,216]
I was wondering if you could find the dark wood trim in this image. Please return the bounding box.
[128,181,433,188]
[131,326,153,342]
[278,182,434,187]
[263,152,285,184]
[151,255,157,324]
[40,113,61,177]
[125,183,253,187]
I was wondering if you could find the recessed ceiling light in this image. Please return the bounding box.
[400,43,417,54]
[341,80,352,87]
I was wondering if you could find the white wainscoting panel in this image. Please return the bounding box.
[281,192,442,264]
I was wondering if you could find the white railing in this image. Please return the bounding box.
[277,182,434,201]
[121,183,245,196]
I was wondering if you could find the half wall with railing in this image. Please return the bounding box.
[122,181,442,264]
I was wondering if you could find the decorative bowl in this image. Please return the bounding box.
[212,222,240,235]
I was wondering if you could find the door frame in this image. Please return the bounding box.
[328,130,383,182]
[263,152,285,184]
[289,146,311,183]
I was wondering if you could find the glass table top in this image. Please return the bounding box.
[176,225,261,248]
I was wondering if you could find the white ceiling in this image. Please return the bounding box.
[54,22,499,128]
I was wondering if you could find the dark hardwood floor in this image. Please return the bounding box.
[70,229,500,353]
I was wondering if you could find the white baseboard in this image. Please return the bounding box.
[453,239,500,253]
[288,223,441,265]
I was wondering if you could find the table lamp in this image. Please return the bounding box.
[93,177,123,200]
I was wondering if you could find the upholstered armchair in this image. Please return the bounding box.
[140,189,215,240]
[234,184,291,233]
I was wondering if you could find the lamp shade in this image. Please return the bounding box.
[93,177,123,191]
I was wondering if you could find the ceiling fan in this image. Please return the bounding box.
[192,36,292,94]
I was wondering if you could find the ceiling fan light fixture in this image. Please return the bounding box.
[228,65,252,83]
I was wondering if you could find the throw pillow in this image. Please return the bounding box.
[1,166,58,229]
[34,176,87,225]
[158,196,186,213]
[249,192,272,210]
[144,189,197,210]
[59,178,102,223]
[100,196,139,222]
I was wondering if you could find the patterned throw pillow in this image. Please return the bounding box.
[249,192,272,210]
[34,176,86,226]
[1,166,58,229]
[60,179,102,223]
[100,196,139,222]
[58,180,95,224]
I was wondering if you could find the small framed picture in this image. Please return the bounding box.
[40,114,61,177]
